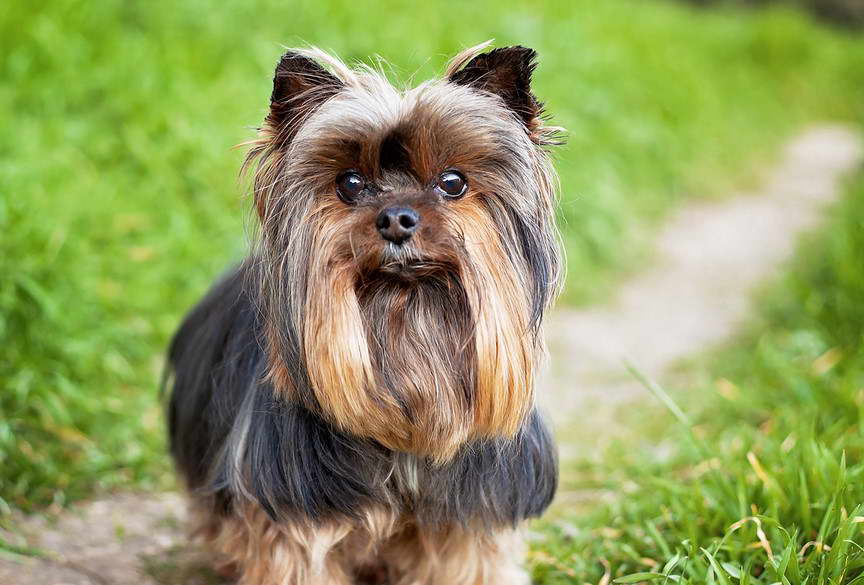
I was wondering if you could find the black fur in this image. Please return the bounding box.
[167,263,557,527]
[267,51,344,148]
[448,46,542,130]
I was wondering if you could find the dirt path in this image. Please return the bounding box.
[2,125,860,585]
[539,125,861,449]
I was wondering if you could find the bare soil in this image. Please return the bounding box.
[539,126,862,445]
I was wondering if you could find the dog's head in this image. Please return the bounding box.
[247,43,563,460]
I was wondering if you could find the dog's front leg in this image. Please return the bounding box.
[199,502,361,585]
[384,524,531,585]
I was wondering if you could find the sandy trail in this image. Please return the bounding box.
[1,125,861,585]
[539,126,861,439]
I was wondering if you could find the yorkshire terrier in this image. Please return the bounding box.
[167,42,563,585]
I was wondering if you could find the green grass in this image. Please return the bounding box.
[532,167,864,583]
[2,0,864,512]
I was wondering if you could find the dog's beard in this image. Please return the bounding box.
[291,206,538,462]
[370,244,455,281]
[357,267,476,457]
[299,228,478,460]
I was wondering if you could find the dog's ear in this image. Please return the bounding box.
[448,46,542,132]
[266,51,343,142]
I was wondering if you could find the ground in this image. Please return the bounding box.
[1,125,861,585]
[540,125,862,439]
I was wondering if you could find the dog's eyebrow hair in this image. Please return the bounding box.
[336,138,363,161]
[378,131,411,173]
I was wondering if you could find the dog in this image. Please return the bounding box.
[166,42,563,585]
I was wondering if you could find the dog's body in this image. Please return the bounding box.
[167,43,563,584]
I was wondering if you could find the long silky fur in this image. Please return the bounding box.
[168,264,556,526]
[241,46,561,462]
[167,43,563,583]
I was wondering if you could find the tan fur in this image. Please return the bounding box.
[294,192,473,458]
[450,200,536,438]
[196,501,397,585]
[384,524,530,585]
[194,500,529,585]
[301,197,415,453]
[186,43,562,585]
[245,45,561,461]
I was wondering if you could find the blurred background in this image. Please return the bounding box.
[2,0,864,583]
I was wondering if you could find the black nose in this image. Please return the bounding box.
[376,206,419,245]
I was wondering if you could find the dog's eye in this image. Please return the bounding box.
[336,172,366,202]
[435,170,467,199]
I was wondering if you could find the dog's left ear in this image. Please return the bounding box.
[448,46,542,133]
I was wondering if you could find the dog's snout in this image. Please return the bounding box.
[376,206,419,245]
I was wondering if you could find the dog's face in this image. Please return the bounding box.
[247,44,562,460]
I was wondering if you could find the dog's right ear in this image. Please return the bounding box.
[266,51,343,144]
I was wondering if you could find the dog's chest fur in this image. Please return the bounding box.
[168,264,557,528]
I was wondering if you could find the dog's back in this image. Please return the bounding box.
[167,265,258,494]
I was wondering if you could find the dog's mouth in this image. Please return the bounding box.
[373,258,452,280]
[350,248,457,287]
[365,244,449,278]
